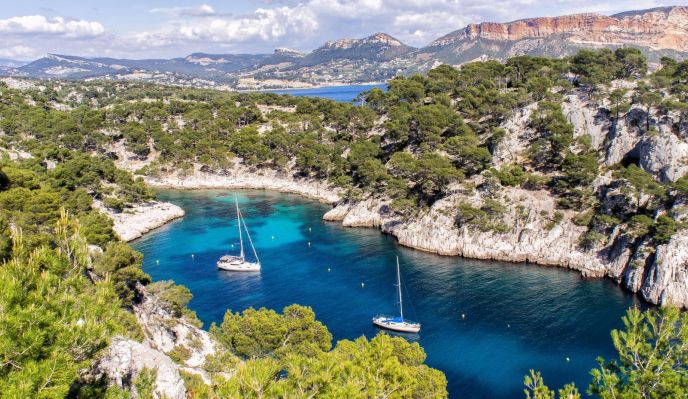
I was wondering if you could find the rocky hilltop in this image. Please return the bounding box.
[295,32,416,67]
[431,7,688,50]
[418,6,688,66]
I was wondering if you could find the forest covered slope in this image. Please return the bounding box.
[4,46,688,306]
[3,46,688,397]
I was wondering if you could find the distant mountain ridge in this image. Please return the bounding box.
[6,6,688,88]
[415,6,688,67]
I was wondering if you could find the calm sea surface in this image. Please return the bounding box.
[268,83,386,102]
[133,189,643,398]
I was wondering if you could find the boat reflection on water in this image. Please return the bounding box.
[376,329,420,342]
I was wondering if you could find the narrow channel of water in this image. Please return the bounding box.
[133,189,643,398]
[268,83,385,102]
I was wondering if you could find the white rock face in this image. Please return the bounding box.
[640,234,688,306]
[134,285,217,382]
[94,337,186,399]
[638,131,688,182]
[95,201,185,242]
[493,103,536,166]
[563,93,609,150]
[94,284,224,397]
[146,166,340,204]
[324,186,688,307]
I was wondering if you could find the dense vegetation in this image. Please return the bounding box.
[525,307,688,399]
[3,47,687,250]
[0,155,447,397]
[2,47,688,397]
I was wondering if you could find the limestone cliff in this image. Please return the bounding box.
[418,6,688,66]
[325,88,688,308]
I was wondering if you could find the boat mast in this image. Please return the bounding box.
[235,196,244,260]
[240,208,261,265]
[397,256,403,321]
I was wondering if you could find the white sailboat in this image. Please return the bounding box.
[217,197,261,272]
[372,256,421,333]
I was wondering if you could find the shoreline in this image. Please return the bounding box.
[95,200,186,242]
[239,81,386,93]
[122,171,686,308]
[143,170,341,204]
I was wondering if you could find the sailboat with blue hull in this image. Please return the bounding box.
[373,256,421,333]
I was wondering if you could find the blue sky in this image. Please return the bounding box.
[0,0,686,60]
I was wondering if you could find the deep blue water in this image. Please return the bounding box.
[133,189,644,399]
[268,84,386,102]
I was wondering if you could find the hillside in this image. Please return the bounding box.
[414,6,688,68]
[2,46,688,397]
[3,47,688,308]
[297,33,415,66]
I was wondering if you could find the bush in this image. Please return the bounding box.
[492,164,528,187]
[456,200,510,233]
[103,197,125,212]
[572,210,594,226]
[627,214,654,237]
[652,215,677,244]
[147,280,193,317]
[579,230,606,250]
[168,344,192,364]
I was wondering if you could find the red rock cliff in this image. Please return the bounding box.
[430,6,688,51]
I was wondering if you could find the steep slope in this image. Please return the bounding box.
[414,6,688,68]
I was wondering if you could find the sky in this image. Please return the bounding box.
[0,0,686,60]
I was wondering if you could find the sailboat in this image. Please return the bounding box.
[217,197,261,272]
[372,256,421,333]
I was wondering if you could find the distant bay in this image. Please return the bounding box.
[267,83,386,102]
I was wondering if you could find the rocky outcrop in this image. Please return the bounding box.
[430,7,688,52]
[638,130,688,182]
[326,188,608,274]
[640,233,688,306]
[146,165,340,204]
[95,201,185,242]
[325,184,688,307]
[94,337,186,399]
[94,284,224,398]
[133,284,218,382]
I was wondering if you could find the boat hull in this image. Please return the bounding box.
[372,316,421,333]
[217,255,261,272]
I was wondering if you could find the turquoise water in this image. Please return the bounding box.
[133,189,644,398]
[269,84,386,102]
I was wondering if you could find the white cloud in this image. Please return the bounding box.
[149,4,217,17]
[0,15,105,38]
[134,5,318,48]
[0,45,38,59]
